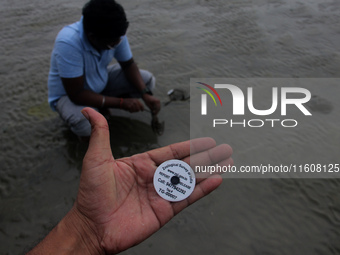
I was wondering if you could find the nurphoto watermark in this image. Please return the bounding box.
[190,78,339,178]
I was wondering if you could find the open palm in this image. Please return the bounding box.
[75,107,233,254]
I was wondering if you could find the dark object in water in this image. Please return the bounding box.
[305,95,333,114]
[149,88,189,135]
[165,89,190,106]
[151,115,165,136]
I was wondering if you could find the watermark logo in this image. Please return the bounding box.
[196,82,222,115]
[196,82,312,128]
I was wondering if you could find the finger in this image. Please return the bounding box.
[81,107,113,164]
[172,175,223,215]
[151,101,161,115]
[137,100,144,111]
[152,107,160,115]
[129,99,143,112]
[187,143,233,169]
[195,156,234,182]
[183,143,233,182]
[146,137,217,166]
[190,137,217,155]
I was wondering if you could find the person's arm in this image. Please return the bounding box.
[27,107,233,254]
[119,58,161,115]
[62,76,144,112]
[27,208,103,255]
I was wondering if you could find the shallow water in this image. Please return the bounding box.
[1,0,340,254]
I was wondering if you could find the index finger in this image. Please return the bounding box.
[137,99,144,111]
[146,137,217,166]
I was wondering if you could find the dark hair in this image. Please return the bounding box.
[82,0,129,41]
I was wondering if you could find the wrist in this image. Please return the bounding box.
[54,207,104,255]
[27,207,104,255]
[119,98,124,109]
[140,87,153,97]
[142,93,152,101]
[63,207,105,255]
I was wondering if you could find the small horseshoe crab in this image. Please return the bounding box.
[165,88,190,106]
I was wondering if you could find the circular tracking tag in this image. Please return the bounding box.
[153,159,196,202]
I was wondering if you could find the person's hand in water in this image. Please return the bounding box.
[28,107,233,255]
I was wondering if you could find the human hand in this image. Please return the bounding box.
[120,98,144,112]
[48,107,233,254]
[142,94,161,115]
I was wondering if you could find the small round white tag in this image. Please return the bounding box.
[153,159,196,202]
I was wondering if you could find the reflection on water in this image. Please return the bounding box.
[0,0,340,254]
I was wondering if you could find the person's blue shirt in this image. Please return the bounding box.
[48,17,133,110]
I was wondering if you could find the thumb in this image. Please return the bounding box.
[81,107,113,164]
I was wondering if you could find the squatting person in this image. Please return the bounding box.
[47,0,161,140]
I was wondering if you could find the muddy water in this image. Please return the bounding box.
[1,0,340,254]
